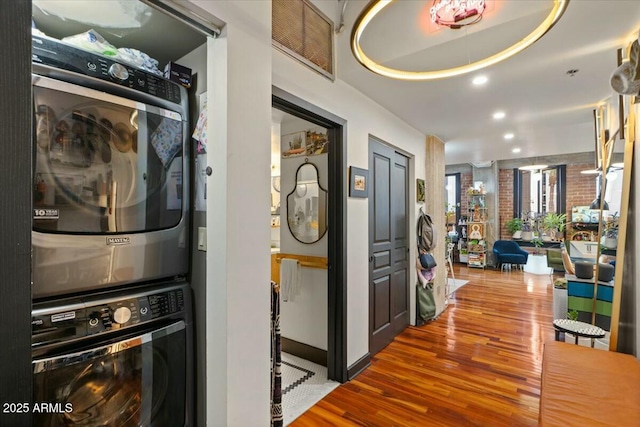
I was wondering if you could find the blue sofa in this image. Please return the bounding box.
[493,240,529,270]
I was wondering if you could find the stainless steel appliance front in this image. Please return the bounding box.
[32,282,193,426]
[32,67,189,298]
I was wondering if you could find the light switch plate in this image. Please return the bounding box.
[198,227,207,251]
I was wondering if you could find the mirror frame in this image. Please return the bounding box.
[609,96,635,350]
[286,160,328,244]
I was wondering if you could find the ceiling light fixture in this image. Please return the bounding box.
[519,164,549,171]
[512,148,521,153]
[472,75,488,85]
[493,111,506,120]
[430,0,485,29]
[504,133,514,140]
[350,0,570,81]
[580,169,601,175]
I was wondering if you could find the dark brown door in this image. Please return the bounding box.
[369,137,410,356]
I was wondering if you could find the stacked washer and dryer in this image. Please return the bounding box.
[31,33,194,427]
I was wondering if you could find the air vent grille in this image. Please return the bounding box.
[272,0,334,79]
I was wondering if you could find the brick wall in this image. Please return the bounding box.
[566,163,597,237]
[498,169,514,239]
[495,164,596,239]
[460,172,473,214]
[566,163,598,211]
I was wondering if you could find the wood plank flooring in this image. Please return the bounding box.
[292,265,558,426]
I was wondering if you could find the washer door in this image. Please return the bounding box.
[33,321,186,427]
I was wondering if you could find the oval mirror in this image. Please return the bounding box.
[287,162,327,244]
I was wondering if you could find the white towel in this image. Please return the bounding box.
[280,258,300,302]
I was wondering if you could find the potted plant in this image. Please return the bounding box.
[531,236,544,255]
[563,309,592,345]
[521,213,533,241]
[459,240,468,262]
[445,203,456,225]
[505,218,523,239]
[603,212,619,249]
[542,212,567,241]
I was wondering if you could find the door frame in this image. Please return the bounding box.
[272,87,348,382]
[368,135,412,355]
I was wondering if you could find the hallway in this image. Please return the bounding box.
[292,265,557,426]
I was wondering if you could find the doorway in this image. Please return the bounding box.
[272,87,347,383]
[368,136,410,356]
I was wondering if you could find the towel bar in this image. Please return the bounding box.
[275,253,328,269]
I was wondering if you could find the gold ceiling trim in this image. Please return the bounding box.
[351,0,570,80]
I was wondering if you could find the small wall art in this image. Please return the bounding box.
[416,179,425,202]
[281,131,307,158]
[305,130,329,156]
[349,166,368,198]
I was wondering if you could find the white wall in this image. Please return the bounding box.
[185,1,431,424]
[188,1,272,426]
[272,47,428,367]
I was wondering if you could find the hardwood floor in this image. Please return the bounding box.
[292,265,558,426]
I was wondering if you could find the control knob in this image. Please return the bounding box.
[113,306,132,324]
[108,63,129,82]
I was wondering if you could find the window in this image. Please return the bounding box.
[272,0,334,80]
[445,173,460,229]
[514,165,566,218]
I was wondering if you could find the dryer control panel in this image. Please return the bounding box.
[32,284,187,347]
[85,288,185,334]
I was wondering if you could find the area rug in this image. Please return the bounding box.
[281,353,339,425]
[447,278,470,296]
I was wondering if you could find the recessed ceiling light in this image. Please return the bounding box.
[493,111,506,120]
[512,148,521,153]
[472,75,488,86]
[504,133,514,140]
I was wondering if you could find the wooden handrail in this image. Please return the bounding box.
[275,253,328,270]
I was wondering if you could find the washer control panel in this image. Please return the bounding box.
[32,34,182,104]
[32,285,186,346]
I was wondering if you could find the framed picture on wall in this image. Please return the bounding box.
[281,131,307,158]
[349,166,368,198]
[417,179,425,202]
[305,130,329,156]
